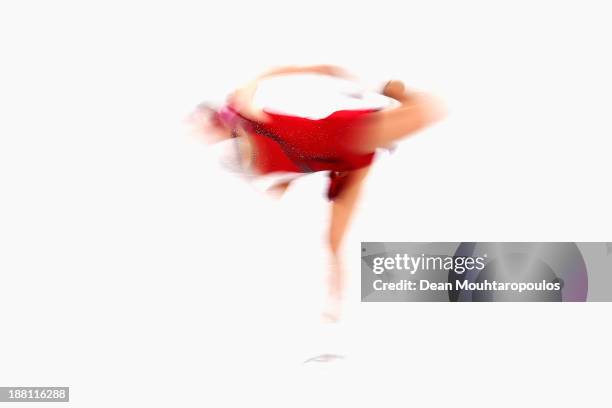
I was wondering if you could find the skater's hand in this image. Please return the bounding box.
[382,80,407,101]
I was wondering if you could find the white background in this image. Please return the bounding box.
[1,0,611,407]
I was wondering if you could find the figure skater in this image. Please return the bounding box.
[191,65,444,320]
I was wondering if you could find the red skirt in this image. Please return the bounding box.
[217,104,378,199]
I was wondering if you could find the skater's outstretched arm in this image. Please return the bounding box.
[355,80,445,152]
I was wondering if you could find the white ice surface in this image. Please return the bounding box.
[2,1,612,407]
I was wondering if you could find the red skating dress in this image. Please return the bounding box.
[215,74,397,199]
